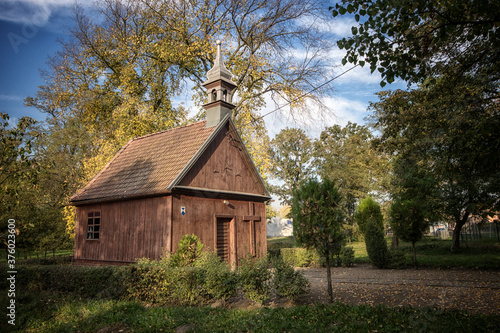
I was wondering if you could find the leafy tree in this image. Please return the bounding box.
[291,178,344,302]
[0,113,38,250]
[331,0,500,88]
[333,0,500,252]
[354,196,384,235]
[269,128,313,205]
[24,0,336,239]
[26,0,335,183]
[390,198,427,266]
[266,205,278,221]
[355,197,389,268]
[0,113,37,211]
[315,122,391,240]
[370,76,500,252]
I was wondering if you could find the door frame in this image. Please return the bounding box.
[213,215,237,266]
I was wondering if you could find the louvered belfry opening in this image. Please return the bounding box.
[216,217,232,262]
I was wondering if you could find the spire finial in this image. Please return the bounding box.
[204,39,235,85]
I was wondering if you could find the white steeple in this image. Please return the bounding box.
[203,40,237,128]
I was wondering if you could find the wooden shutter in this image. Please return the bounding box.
[216,218,231,262]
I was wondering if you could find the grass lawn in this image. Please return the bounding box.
[398,237,500,269]
[2,237,498,331]
[0,249,73,260]
[3,292,499,333]
[267,236,500,269]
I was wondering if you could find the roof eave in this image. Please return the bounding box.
[173,186,271,202]
[67,190,172,206]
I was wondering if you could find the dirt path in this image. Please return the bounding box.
[296,264,500,314]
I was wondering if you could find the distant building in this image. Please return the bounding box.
[267,217,293,238]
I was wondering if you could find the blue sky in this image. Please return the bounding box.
[0,0,405,136]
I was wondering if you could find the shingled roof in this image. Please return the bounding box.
[69,120,218,205]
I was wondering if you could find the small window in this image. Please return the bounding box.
[87,211,100,240]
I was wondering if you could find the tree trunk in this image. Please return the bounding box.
[392,234,399,249]
[412,241,417,268]
[325,252,333,303]
[451,212,469,253]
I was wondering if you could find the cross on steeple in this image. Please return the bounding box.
[243,202,261,256]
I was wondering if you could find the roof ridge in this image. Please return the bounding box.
[132,120,207,141]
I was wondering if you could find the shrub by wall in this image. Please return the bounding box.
[194,252,238,301]
[238,256,271,304]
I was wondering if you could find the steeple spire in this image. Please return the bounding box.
[202,40,237,128]
[204,40,236,85]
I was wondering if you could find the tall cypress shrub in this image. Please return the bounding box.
[355,197,389,268]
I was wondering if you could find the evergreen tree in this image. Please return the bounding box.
[292,178,344,302]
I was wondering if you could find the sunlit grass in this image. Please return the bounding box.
[267,235,500,269]
[12,296,500,333]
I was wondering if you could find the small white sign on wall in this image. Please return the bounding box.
[181,206,186,216]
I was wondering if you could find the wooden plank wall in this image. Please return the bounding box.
[179,122,267,197]
[73,196,172,264]
[171,194,266,265]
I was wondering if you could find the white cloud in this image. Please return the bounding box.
[329,17,358,37]
[323,96,369,126]
[0,94,24,101]
[0,0,93,26]
[298,15,357,38]
[335,65,383,85]
[262,92,372,139]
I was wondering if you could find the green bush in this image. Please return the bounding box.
[18,255,72,266]
[128,258,205,305]
[340,246,355,267]
[365,221,390,268]
[271,256,309,301]
[238,255,271,304]
[171,234,204,267]
[2,265,128,299]
[281,247,321,267]
[194,252,238,301]
[389,249,409,269]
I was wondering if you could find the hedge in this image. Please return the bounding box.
[0,252,309,306]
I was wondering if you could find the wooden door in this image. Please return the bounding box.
[216,217,232,262]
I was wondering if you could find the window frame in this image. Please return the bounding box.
[86,211,101,240]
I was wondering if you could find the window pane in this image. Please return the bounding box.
[94,233,99,239]
[88,226,93,232]
[94,218,100,225]
[88,212,94,218]
[87,233,92,239]
[88,218,93,224]
[94,226,100,232]
[94,212,100,217]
